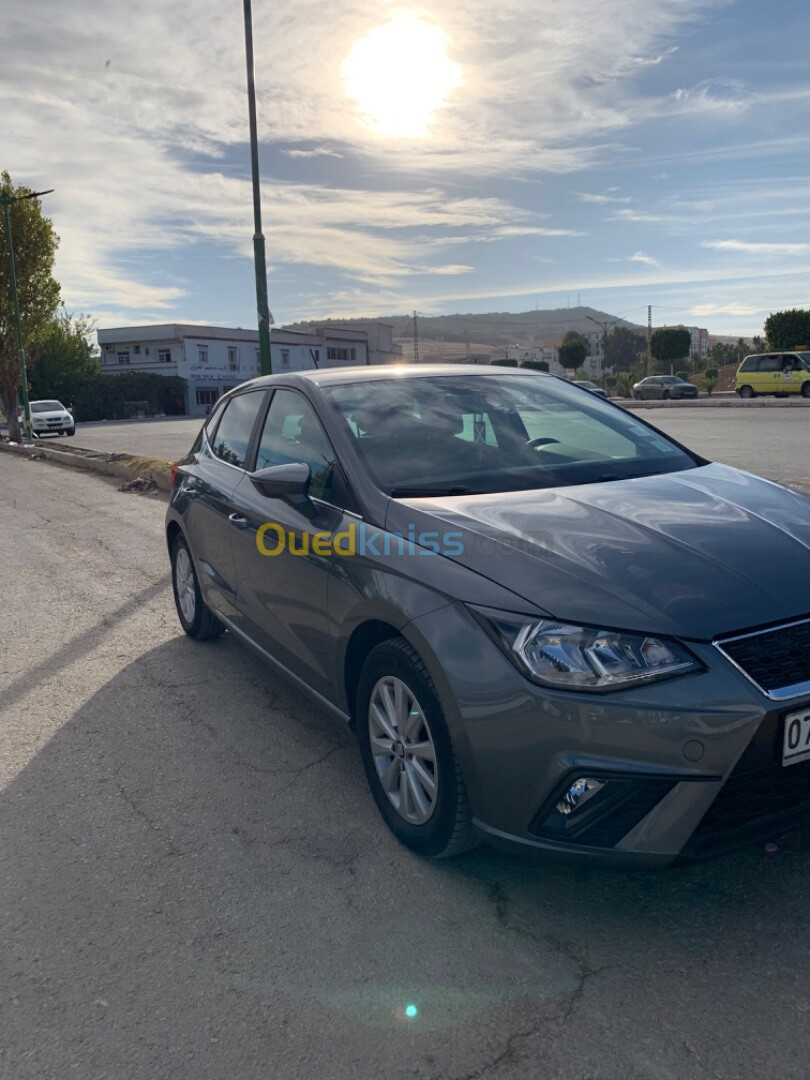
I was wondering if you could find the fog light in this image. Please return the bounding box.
[555,777,605,816]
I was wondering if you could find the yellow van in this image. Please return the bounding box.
[736,351,810,398]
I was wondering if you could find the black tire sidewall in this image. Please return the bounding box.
[356,641,461,858]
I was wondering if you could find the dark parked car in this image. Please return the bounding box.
[572,380,608,398]
[167,365,810,865]
[632,375,699,400]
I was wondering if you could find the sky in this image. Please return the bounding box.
[3,0,810,338]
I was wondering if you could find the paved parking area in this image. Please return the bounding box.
[1,452,810,1079]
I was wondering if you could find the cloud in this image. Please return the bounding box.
[576,192,632,204]
[282,147,344,159]
[702,240,810,255]
[691,303,761,316]
[627,251,661,267]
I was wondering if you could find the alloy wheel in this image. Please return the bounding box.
[174,546,197,624]
[368,676,438,825]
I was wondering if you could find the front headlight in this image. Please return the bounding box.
[471,607,701,691]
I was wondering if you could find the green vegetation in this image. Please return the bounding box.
[649,328,691,372]
[764,309,810,351]
[558,331,588,371]
[0,172,61,441]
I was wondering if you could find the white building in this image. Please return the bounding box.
[97,323,369,416]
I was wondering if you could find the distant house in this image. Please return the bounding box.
[96,323,370,416]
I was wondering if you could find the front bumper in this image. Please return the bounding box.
[407,604,810,865]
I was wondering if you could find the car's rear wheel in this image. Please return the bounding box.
[739,385,755,398]
[802,383,810,399]
[356,639,476,858]
[171,533,225,640]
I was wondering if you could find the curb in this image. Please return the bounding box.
[0,440,173,491]
[621,398,810,409]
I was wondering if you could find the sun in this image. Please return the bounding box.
[342,14,462,138]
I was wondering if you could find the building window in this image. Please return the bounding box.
[197,346,208,364]
[117,350,130,365]
[133,344,141,355]
[158,349,172,363]
[327,347,349,361]
[228,347,239,371]
[281,349,290,368]
[196,389,219,407]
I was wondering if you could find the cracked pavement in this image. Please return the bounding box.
[1,453,810,1080]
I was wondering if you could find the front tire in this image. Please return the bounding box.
[171,534,225,640]
[356,639,476,858]
[67,427,75,437]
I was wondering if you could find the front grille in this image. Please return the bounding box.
[684,713,810,857]
[716,618,810,696]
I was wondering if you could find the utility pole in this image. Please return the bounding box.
[243,0,272,376]
[413,309,419,363]
[0,187,54,446]
[647,305,653,376]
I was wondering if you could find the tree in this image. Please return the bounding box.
[520,359,549,372]
[703,367,719,396]
[603,326,647,373]
[558,331,587,372]
[28,312,99,401]
[490,357,517,368]
[764,309,810,350]
[649,328,691,373]
[0,173,60,440]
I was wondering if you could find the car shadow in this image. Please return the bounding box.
[2,632,808,1076]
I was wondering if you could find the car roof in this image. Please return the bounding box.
[234,363,555,390]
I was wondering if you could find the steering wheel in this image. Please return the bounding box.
[526,437,560,449]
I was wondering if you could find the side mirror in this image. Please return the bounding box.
[250,462,311,499]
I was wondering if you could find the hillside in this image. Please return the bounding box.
[283,306,644,354]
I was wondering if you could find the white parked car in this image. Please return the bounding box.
[26,400,76,437]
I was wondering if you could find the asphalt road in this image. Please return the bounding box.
[2,452,810,1080]
[64,407,810,493]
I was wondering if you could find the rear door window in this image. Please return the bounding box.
[739,356,760,372]
[210,391,266,469]
[759,355,781,372]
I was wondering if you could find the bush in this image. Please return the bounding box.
[675,370,689,382]
[491,357,518,367]
[703,372,718,397]
[55,372,187,421]
[520,360,549,372]
[704,368,718,379]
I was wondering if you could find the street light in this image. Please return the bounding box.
[585,314,617,386]
[0,187,54,445]
[242,0,273,376]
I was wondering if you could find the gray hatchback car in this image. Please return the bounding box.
[166,366,810,865]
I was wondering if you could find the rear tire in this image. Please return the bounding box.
[171,533,225,640]
[802,383,810,399]
[356,638,476,859]
[739,385,754,399]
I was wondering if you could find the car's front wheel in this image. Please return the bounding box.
[356,639,476,858]
[633,391,642,400]
[66,427,75,436]
[171,533,225,640]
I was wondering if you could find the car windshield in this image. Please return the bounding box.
[30,401,64,412]
[325,374,699,497]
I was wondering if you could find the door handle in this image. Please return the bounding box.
[229,513,250,529]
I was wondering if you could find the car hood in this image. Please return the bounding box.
[388,463,810,640]
[31,410,69,419]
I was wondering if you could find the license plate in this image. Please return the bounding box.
[783,710,810,766]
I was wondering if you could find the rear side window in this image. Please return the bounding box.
[739,356,760,372]
[758,355,781,372]
[210,392,265,469]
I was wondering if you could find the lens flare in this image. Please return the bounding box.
[405,1003,419,1019]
